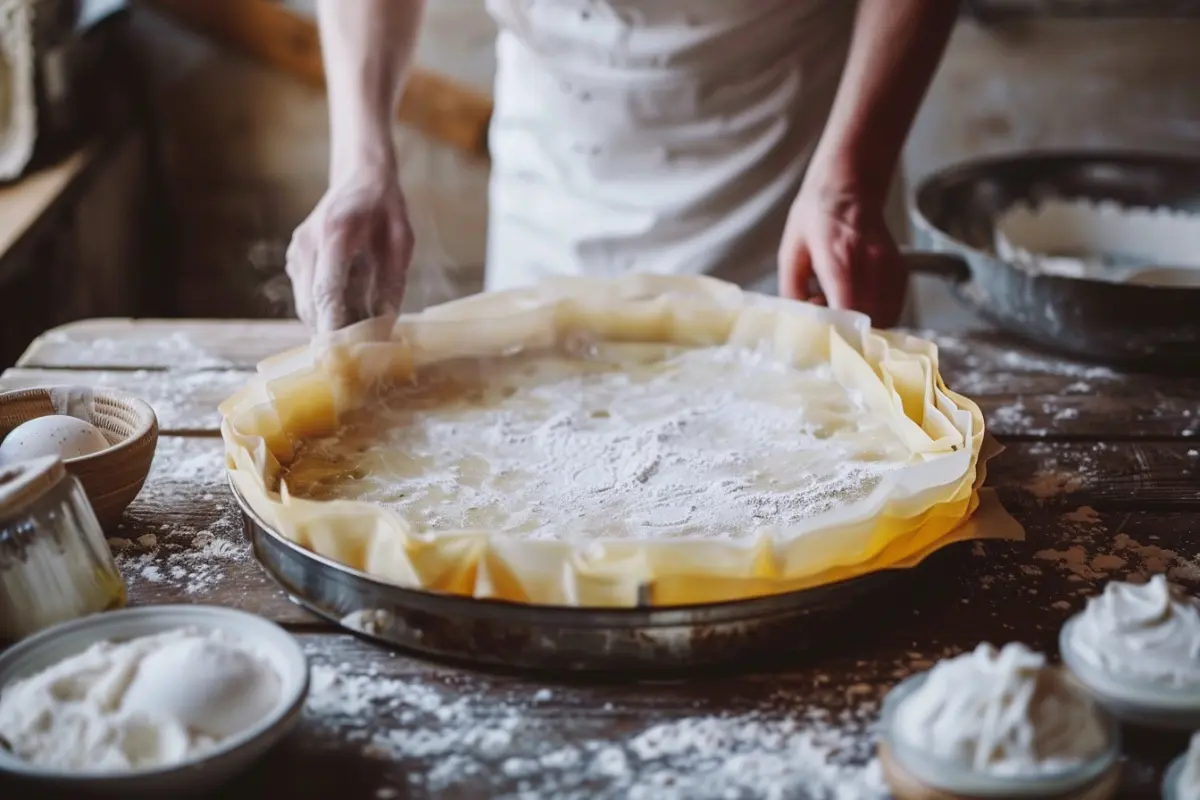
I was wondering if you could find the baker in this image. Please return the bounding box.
[287,0,957,332]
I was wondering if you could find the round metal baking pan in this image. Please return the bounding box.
[231,480,950,673]
[907,150,1200,370]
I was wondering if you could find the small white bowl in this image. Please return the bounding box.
[880,672,1121,798]
[1059,615,1200,730]
[1164,753,1189,800]
[0,605,308,795]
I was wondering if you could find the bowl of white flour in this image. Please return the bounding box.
[0,605,308,794]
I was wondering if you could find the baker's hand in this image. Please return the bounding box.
[777,184,908,328]
[287,170,414,332]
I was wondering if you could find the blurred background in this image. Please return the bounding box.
[1,0,1199,368]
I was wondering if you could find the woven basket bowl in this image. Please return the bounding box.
[0,387,158,531]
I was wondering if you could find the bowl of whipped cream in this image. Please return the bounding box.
[1060,575,1200,730]
[1165,732,1200,800]
[0,605,308,794]
[880,641,1120,798]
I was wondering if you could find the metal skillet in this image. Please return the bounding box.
[231,480,953,674]
[901,151,1200,371]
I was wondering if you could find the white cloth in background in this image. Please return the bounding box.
[483,0,859,292]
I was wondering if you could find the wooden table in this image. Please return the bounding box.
[3,318,1199,799]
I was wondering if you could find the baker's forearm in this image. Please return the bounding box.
[808,0,958,202]
[318,0,426,180]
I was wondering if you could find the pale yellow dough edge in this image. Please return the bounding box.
[219,274,1023,608]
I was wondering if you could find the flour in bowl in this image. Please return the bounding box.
[0,628,280,772]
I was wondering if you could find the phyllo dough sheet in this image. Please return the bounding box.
[220,275,1021,607]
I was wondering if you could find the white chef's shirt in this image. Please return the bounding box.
[483,0,859,293]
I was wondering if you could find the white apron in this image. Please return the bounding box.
[483,0,879,295]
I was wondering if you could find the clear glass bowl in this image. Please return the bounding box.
[0,458,126,641]
[880,670,1121,798]
[1059,615,1200,730]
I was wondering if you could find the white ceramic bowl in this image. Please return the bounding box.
[1164,753,1189,800]
[880,671,1120,798]
[1059,615,1200,730]
[0,605,309,795]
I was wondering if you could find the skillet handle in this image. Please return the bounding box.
[901,250,972,284]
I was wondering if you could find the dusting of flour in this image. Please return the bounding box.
[304,642,893,800]
[286,344,913,541]
[40,330,236,370]
[107,438,248,595]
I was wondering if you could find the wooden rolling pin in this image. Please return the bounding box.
[143,0,493,158]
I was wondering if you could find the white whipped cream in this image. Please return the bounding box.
[893,642,1107,777]
[1069,575,1200,689]
[0,627,281,772]
[1179,731,1200,800]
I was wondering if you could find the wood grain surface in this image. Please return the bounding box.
[2,318,1198,799]
[17,318,307,370]
[15,319,1200,438]
[0,368,249,434]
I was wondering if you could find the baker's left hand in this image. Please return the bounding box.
[777,182,909,328]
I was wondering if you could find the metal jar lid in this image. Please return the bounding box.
[0,455,67,522]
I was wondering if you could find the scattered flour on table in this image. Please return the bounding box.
[988,402,1034,430]
[107,438,247,595]
[914,332,1118,396]
[124,369,247,430]
[41,330,236,370]
[916,332,1114,435]
[994,351,1117,381]
[28,369,246,432]
[302,646,911,800]
[985,401,1082,435]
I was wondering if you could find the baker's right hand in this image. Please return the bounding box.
[286,169,414,333]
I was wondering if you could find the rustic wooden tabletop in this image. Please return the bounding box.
[2,318,1198,799]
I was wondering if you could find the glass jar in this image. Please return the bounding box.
[0,455,126,641]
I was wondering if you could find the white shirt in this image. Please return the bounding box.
[483,0,858,292]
